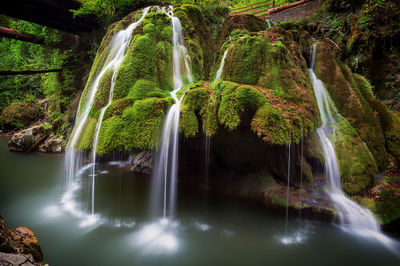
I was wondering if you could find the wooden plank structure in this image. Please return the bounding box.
[230,0,311,18]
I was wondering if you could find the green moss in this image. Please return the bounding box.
[75,117,97,150]
[330,116,378,194]
[179,87,210,137]
[223,35,267,84]
[97,97,171,154]
[173,4,213,79]
[218,83,266,130]
[93,68,113,110]
[154,41,172,89]
[354,74,400,164]
[103,98,133,120]
[114,34,156,99]
[127,79,170,102]
[251,104,289,145]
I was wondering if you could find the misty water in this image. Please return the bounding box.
[1,137,400,265]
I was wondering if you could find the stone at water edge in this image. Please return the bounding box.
[38,134,65,153]
[0,216,44,264]
[8,125,49,152]
[0,252,36,266]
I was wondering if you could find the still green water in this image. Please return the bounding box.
[0,137,399,266]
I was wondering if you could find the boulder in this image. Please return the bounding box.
[128,150,153,174]
[38,134,65,153]
[0,252,35,266]
[8,125,49,152]
[0,216,44,264]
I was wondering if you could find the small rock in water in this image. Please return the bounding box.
[38,134,65,153]
[128,150,153,174]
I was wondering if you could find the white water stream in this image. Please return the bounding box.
[215,49,229,81]
[89,7,150,215]
[151,6,193,221]
[309,43,397,250]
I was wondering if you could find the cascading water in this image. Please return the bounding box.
[309,43,397,249]
[63,7,150,222]
[89,8,150,215]
[266,19,272,29]
[202,48,230,188]
[215,49,229,81]
[151,6,193,221]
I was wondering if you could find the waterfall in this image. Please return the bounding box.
[89,7,150,215]
[151,6,193,221]
[215,49,229,81]
[266,19,272,29]
[63,7,150,218]
[202,47,230,188]
[309,43,396,248]
[285,143,291,235]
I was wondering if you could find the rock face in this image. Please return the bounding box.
[38,134,65,153]
[128,150,153,174]
[0,216,44,265]
[0,252,36,266]
[8,125,49,152]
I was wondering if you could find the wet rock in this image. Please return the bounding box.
[128,150,153,174]
[0,252,35,266]
[8,125,49,152]
[38,134,65,153]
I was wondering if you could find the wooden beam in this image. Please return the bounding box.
[0,69,62,75]
[0,26,45,44]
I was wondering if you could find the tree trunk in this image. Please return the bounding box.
[0,26,45,45]
[0,69,62,75]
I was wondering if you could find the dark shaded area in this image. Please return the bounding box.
[0,0,98,34]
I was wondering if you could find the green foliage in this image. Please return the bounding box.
[0,19,66,110]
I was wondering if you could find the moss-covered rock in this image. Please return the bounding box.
[96,97,172,155]
[314,40,388,170]
[354,74,400,164]
[173,4,213,80]
[330,116,378,194]
[219,14,266,43]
